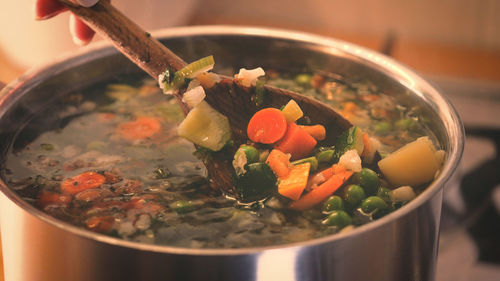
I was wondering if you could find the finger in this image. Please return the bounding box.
[35,0,68,20]
[69,13,96,46]
[75,0,100,8]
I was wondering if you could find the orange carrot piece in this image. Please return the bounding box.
[266,149,291,178]
[332,163,347,174]
[278,162,311,200]
[117,116,161,141]
[343,102,357,112]
[299,124,326,141]
[274,123,317,160]
[60,172,106,194]
[361,133,370,156]
[97,112,116,121]
[247,108,288,144]
[306,167,335,190]
[37,191,72,208]
[86,216,115,233]
[289,169,353,211]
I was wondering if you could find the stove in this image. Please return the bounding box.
[429,76,500,281]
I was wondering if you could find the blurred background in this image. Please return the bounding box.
[0,0,499,280]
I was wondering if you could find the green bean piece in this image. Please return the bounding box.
[316,149,334,164]
[170,200,195,214]
[323,195,344,212]
[343,184,366,208]
[294,73,312,87]
[374,121,392,134]
[322,210,352,229]
[361,196,388,214]
[237,145,260,164]
[292,156,318,172]
[352,168,379,196]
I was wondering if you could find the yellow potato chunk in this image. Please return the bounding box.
[378,137,443,187]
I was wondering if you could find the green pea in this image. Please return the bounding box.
[395,118,415,130]
[323,195,344,212]
[294,73,312,87]
[237,145,259,164]
[377,186,391,202]
[292,156,318,172]
[361,196,388,214]
[374,121,392,134]
[322,210,352,229]
[316,149,335,164]
[170,200,195,214]
[352,168,379,196]
[343,184,366,208]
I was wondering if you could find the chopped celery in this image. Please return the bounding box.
[291,156,318,172]
[172,56,215,89]
[177,101,231,151]
[333,126,364,161]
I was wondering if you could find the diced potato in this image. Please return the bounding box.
[282,99,303,123]
[378,136,443,186]
[177,101,231,151]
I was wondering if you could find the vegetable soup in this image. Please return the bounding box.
[2,69,444,248]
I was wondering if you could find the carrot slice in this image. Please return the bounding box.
[60,172,106,194]
[86,216,115,233]
[274,123,317,160]
[299,124,326,141]
[247,108,287,144]
[278,162,311,200]
[266,149,291,177]
[37,191,72,208]
[306,167,335,190]
[289,168,353,210]
[117,116,161,141]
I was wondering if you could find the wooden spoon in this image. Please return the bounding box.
[58,0,352,198]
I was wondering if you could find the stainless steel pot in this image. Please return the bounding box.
[0,26,464,281]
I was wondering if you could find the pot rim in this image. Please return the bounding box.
[0,25,464,255]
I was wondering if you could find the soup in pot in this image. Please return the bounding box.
[2,69,444,248]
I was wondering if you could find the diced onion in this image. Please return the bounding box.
[236,67,265,87]
[232,149,248,177]
[182,85,206,108]
[338,149,362,172]
[362,136,381,164]
[389,186,416,203]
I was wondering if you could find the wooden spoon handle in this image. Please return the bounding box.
[58,0,187,77]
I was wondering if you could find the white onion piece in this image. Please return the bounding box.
[236,67,265,87]
[390,186,416,203]
[182,85,206,108]
[338,149,362,172]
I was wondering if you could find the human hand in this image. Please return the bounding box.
[35,0,99,45]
